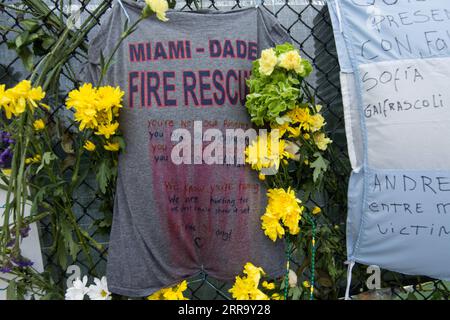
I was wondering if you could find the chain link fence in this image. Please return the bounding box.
[1,0,449,300]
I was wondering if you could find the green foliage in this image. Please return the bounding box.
[246,66,300,126]
[244,43,340,300]
[246,42,314,126]
[0,0,118,299]
[274,42,296,55]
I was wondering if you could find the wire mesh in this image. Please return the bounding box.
[1,0,449,300]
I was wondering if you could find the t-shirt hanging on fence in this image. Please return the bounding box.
[85,1,291,296]
[327,0,450,280]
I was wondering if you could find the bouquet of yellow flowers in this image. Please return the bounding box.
[0,79,126,298]
[66,83,124,153]
[238,43,333,300]
[0,0,171,300]
[244,43,331,241]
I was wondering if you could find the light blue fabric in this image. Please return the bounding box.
[331,0,450,65]
[327,0,450,280]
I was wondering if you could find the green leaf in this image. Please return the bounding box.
[291,286,301,300]
[115,136,126,151]
[279,279,286,290]
[274,42,296,55]
[19,19,39,32]
[41,36,55,50]
[310,152,329,183]
[60,219,78,261]
[36,152,57,174]
[30,181,65,215]
[68,238,80,260]
[18,46,34,71]
[27,32,41,43]
[6,40,16,50]
[96,160,111,194]
[15,31,29,48]
[300,59,313,78]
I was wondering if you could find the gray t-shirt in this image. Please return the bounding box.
[86,1,292,297]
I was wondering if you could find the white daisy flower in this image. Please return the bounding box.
[65,276,89,300]
[87,276,111,300]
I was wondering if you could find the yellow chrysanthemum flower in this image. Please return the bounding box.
[245,133,292,172]
[245,134,273,171]
[0,81,45,118]
[272,188,303,235]
[229,263,269,300]
[229,276,256,300]
[96,86,124,111]
[66,84,124,133]
[83,140,96,152]
[104,141,120,152]
[310,113,325,132]
[147,287,169,300]
[313,132,332,151]
[278,50,304,74]
[271,122,289,137]
[0,85,13,118]
[283,210,301,235]
[259,48,278,76]
[66,83,97,111]
[147,280,188,300]
[66,83,99,130]
[286,125,301,138]
[33,119,45,131]
[0,84,11,105]
[261,188,303,241]
[251,288,270,300]
[95,122,119,139]
[243,262,265,287]
[287,107,316,132]
[145,0,169,22]
[312,206,321,215]
[261,210,285,242]
[75,108,98,131]
[162,280,188,300]
[8,80,45,107]
[262,281,276,290]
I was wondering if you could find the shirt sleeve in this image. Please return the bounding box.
[257,6,292,50]
[81,3,124,85]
